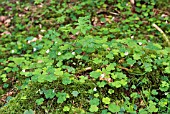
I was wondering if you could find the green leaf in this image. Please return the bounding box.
[36,98,44,105]
[56,92,67,103]
[90,71,101,79]
[24,109,34,114]
[126,58,136,65]
[71,91,79,97]
[63,106,70,112]
[147,104,158,112]
[110,81,121,88]
[101,109,108,114]
[89,105,98,112]
[159,81,169,92]
[106,53,114,59]
[46,74,57,82]
[97,81,106,88]
[62,77,71,85]
[93,58,102,64]
[90,98,100,106]
[102,97,110,104]
[139,109,148,114]
[165,66,170,74]
[151,90,158,95]
[108,89,114,94]
[44,89,55,99]
[130,92,140,99]
[54,68,63,76]
[108,103,120,113]
[106,63,116,71]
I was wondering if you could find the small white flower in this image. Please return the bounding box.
[165,20,168,24]
[40,29,46,32]
[101,74,105,78]
[22,69,25,72]
[11,50,15,53]
[55,41,57,44]
[32,38,37,42]
[111,17,115,21]
[148,40,150,42]
[46,49,50,53]
[58,52,61,55]
[72,52,75,55]
[28,40,31,44]
[131,36,134,39]
[33,48,36,52]
[73,62,76,65]
[138,42,142,45]
[124,52,129,56]
[93,87,97,91]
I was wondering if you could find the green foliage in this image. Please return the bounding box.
[24,109,34,114]
[108,103,120,113]
[0,0,170,113]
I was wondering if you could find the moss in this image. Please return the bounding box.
[0,79,96,114]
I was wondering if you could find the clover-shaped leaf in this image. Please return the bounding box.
[71,91,79,97]
[90,98,100,106]
[44,89,55,99]
[108,103,120,113]
[90,71,101,79]
[56,92,67,103]
[102,97,110,104]
[24,109,34,114]
[89,105,98,112]
[62,77,71,85]
[63,106,70,112]
[36,98,44,105]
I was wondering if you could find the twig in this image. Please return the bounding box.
[152,23,170,46]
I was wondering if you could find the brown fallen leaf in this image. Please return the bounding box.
[0,16,7,22]
[4,19,11,27]
[1,31,11,36]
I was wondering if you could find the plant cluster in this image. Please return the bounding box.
[0,0,170,113]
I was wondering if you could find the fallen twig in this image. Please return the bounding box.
[152,23,170,46]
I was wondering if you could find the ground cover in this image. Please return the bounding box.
[0,0,170,113]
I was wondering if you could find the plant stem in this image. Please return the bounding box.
[152,23,170,46]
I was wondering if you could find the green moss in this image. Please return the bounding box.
[0,79,96,113]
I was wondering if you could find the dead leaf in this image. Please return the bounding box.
[4,19,11,27]
[1,31,11,36]
[0,16,7,22]
[38,34,43,40]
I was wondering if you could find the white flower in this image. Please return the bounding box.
[148,40,150,42]
[58,52,61,55]
[32,38,37,42]
[138,42,142,45]
[165,20,168,24]
[72,52,75,55]
[40,30,46,32]
[22,69,25,72]
[55,41,57,44]
[101,74,105,78]
[124,52,129,56]
[93,87,97,91]
[11,50,15,53]
[111,17,115,21]
[131,36,134,39]
[73,62,76,65]
[28,40,31,44]
[33,48,36,52]
[46,49,50,53]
